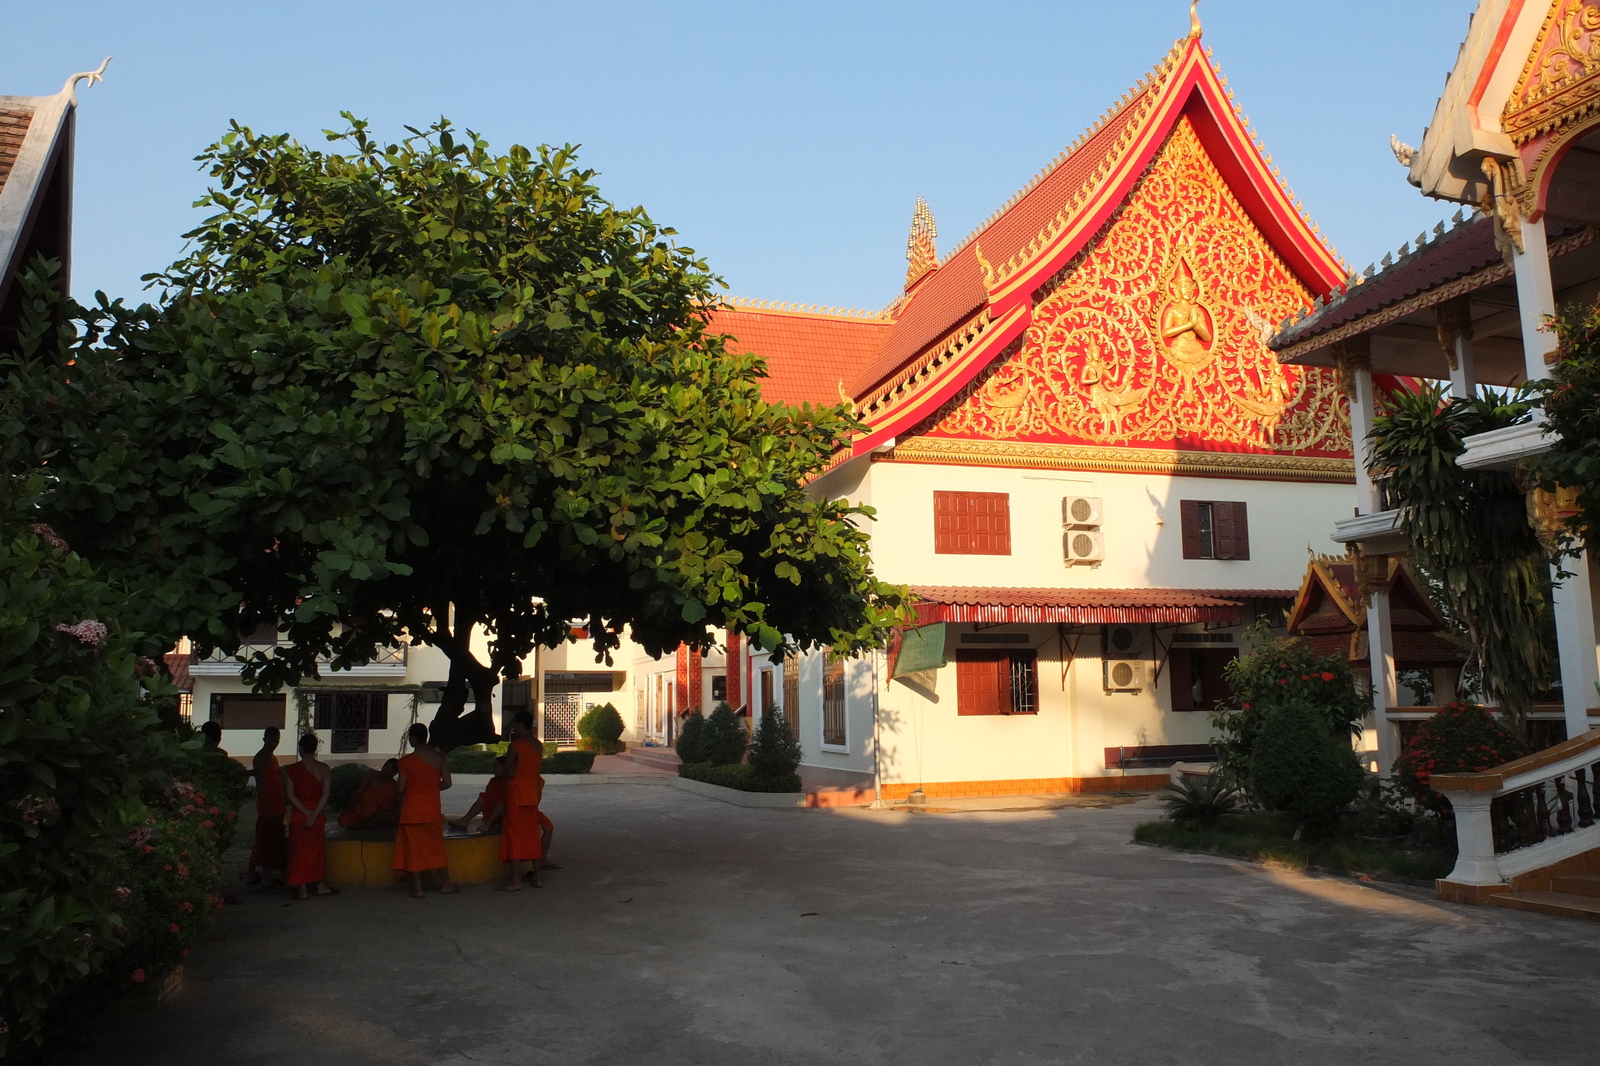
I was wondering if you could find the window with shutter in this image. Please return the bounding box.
[1167,649,1238,711]
[822,661,847,747]
[956,651,1038,715]
[1179,500,1249,559]
[782,656,800,738]
[934,491,1011,555]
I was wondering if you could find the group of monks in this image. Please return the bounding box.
[244,710,554,899]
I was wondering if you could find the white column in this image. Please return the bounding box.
[1440,789,1505,887]
[1450,332,1477,399]
[1368,584,1399,775]
[1345,355,1380,514]
[1554,552,1600,738]
[1512,215,1558,383]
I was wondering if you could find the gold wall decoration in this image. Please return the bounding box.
[922,118,1350,458]
[1503,0,1600,146]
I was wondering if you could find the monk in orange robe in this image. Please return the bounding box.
[338,759,401,829]
[285,733,336,899]
[500,710,544,890]
[450,756,509,833]
[246,727,287,886]
[394,722,457,897]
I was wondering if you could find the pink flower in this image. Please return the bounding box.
[31,523,69,552]
[131,969,146,984]
[55,620,107,648]
[181,949,189,958]
[181,901,193,913]
[135,656,158,677]
[112,886,131,905]
[126,827,152,848]
[201,820,214,829]
[19,796,60,825]
[168,923,180,934]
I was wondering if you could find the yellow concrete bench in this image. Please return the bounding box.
[324,827,505,889]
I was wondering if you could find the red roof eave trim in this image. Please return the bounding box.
[913,602,1243,626]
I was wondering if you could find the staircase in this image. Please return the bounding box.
[1436,730,1600,921]
[618,746,680,773]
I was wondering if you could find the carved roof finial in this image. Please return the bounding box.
[1189,0,1202,38]
[905,195,938,290]
[60,56,112,105]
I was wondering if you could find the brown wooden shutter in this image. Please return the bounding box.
[1179,500,1202,559]
[936,492,1010,555]
[1213,503,1236,560]
[1229,502,1249,560]
[1200,649,1239,707]
[956,654,1005,715]
[1169,650,1196,711]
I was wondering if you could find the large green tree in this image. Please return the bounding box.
[6,117,906,746]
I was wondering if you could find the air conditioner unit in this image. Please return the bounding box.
[1062,495,1103,529]
[1064,530,1105,566]
[1103,658,1148,693]
[1103,624,1146,659]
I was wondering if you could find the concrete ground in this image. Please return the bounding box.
[73,783,1599,1066]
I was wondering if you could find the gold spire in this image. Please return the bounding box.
[905,195,938,290]
[1189,0,1202,38]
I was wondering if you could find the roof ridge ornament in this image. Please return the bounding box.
[1189,0,1202,38]
[60,56,112,104]
[1389,134,1416,167]
[905,195,938,291]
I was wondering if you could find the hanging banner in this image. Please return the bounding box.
[890,623,948,679]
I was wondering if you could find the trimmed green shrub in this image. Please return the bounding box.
[1249,701,1366,837]
[748,708,802,780]
[447,747,498,774]
[1212,620,1367,786]
[577,702,626,754]
[679,761,801,793]
[1159,774,1240,829]
[327,762,370,813]
[544,749,596,774]
[702,702,748,767]
[1394,702,1529,815]
[675,709,707,765]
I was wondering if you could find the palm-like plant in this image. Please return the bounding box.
[1159,774,1241,829]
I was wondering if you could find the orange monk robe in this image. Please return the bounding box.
[537,772,553,833]
[499,738,543,862]
[478,776,508,829]
[250,757,288,872]
[393,753,448,872]
[284,762,327,887]
[338,773,399,829]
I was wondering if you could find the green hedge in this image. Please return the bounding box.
[447,745,593,775]
[577,703,626,755]
[327,762,369,813]
[679,761,801,793]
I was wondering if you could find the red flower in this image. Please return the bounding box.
[142,845,153,854]
[163,864,172,872]
[178,864,188,878]
[168,923,180,934]
[202,820,214,829]
[131,969,146,983]
[182,949,189,958]
[1321,672,1336,682]
[181,901,193,913]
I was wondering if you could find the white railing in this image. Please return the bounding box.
[1435,729,1600,890]
[189,642,407,675]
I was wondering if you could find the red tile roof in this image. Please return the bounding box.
[907,586,1287,626]
[849,89,1158,399]
[0,108,33,197]
[707,305,891,407]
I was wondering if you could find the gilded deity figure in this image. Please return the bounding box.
[1158,267,1215,377]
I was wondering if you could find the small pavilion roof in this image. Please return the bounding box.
[706,301,891,407]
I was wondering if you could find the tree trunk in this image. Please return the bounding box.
[425,614,501,751]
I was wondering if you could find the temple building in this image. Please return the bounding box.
[640,21,1367,800]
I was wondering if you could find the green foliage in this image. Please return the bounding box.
[543,749,595,774]
[1538,300,1600,551]
[1211,621,1365,786]
[2,119,908,748]
[326,763,369,813]
[1393,702,1529,816]
[447,747,498,774]
[674,709,707,766]
[577,702,626,754]
[1158,774,1240,829]
[1248,702,1367,837]
[1133,812,1455,882]
[701,701,748,767]
[1370,382,1554,720]
[0,477,239,1061]
[747,707,802,781]
[679,761,801,793]
[183,751,249,851]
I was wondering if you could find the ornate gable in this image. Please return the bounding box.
[905,118,1350,468]
[1502,0,1600,146]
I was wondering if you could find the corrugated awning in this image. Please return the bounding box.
[907,586,1295,626]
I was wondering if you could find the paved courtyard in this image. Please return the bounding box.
[75,780,1599,1065]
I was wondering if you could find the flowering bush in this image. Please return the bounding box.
[0,475,241,1062]
[1393,702,1529,815]
[1211,620,1368,786]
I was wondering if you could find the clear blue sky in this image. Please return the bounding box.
[12,0,1472,312]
